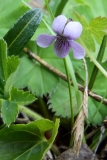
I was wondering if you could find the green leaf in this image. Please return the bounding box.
[31,16,52,40]
[88,97,107,126]
[63,0,107,52]
[90,17,107,31]
[63,0,93,21]
[4,48,59,96]
[73,12,107,51]
[1,99,18,125]
[4,72,18,97]
[0,39,7,94]
[10,87,36,105]
[84,0,107,18]
[91,62,107,95]
[55,0,68,16]
[0,119,60,160]
[88,35,107,90]
[4,38,83,96]
[78,58,107,126]
[49,80,81,118]
[63,0,107,22]
[89,17,107,44]
[4,8,42,56]
[16,55,59,96]
[0,0,30,37]
[0,39,20,97]
[73,12,95,52]
[0,39,20,96]
[7,56,20,78]
[81,28,95,52]
[49,0,61,15]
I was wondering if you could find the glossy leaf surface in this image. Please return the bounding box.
[4,8,42,56]
[0,119,59,160]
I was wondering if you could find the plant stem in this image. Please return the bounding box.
[18,105,42,120]
[44,0,54,21]
[44,0,75,129]
[63,57,74,147]
[88,35,107,90]
[38,97,51,119]
[42,18,55,35]
[23,48,107,105]
[78,38,107,78]
[66,56,81,108]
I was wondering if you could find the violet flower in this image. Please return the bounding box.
[36,15,85,59]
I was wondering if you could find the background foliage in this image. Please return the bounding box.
[0,0,107,159]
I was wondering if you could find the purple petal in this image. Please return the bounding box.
[64,21,82,40]
[52,15,67,35]
[68,40,85,59]
[36,34,56,48]
[54,36,70,58]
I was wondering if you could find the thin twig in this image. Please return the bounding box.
[23,48,107,105]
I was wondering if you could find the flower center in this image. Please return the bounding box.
[56,36,70,47]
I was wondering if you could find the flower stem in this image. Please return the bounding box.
[38,97,51,119]
[44,0,54,21]
[24,48,107,105]
[66,56,81,108]
[42,18,55,35]
[18,105,42,120]
[63,57,74,147]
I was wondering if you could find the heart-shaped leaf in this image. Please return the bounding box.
[0,119,59,160]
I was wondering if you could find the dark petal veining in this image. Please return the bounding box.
[36,15,85,59]
[54,36,71,58]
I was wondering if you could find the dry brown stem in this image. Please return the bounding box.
[73,109,84,157]
[23,48,107,105]
[82,58,88,118]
